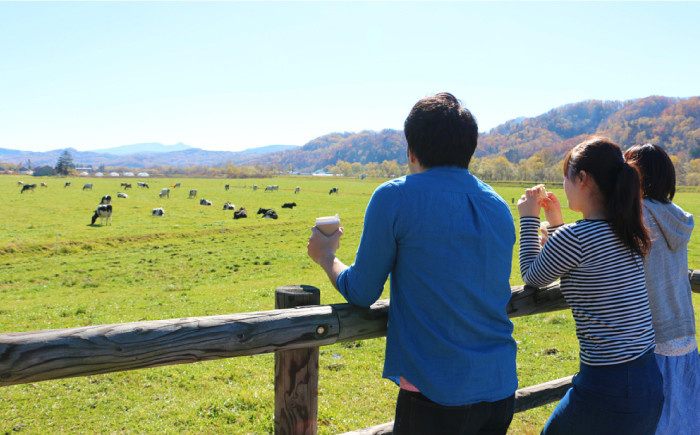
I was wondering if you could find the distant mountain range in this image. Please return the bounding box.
[0,143,301,169]
[2,95,698,171]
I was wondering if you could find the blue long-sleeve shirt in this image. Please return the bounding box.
[336,166,518,406]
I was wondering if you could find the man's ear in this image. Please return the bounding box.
[407,149,419,164]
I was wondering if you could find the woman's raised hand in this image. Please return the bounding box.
[517,188,542,218]
[542,192,564,227]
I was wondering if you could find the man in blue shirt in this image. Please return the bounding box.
[307,92,517,434]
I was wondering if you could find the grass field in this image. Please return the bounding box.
[1,174,699,434]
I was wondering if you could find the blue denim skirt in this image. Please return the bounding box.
[541,350,664,435]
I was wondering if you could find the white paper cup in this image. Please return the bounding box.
[315,214,340,236]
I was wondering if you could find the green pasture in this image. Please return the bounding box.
[1,174,699,434]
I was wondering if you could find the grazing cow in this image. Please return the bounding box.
[253,185,258,191]
[17,181,23,186]
[138,182,149,189]
[223,201,235,210]
[159,188,170,199]
[189,189,197,198]
[172,183,181,188]
[83,183,93,190]
[91,204,112,225]
[257,208,278,219]
[329,187,339,195]
[64,182,71,188]
[117,192,128,198]
[281,202,296,209]
[233,207,247,219]
[152,207,165,216]
[200,199,212,206]
[41,182,48,188]
[264,185,279,192]
[20,184,37,193]
[100,195,112,205]
[295,186,300,194]
[225,184,230,191]
[123,183,132,189]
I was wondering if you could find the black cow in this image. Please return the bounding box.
[91,204,112,225]
[20,184,37,193]
[233,207,248,219]
[225,184,230,191]
[281,202,296,209]
[100,195,112,204]
[152,207,165,216]
[257,208,278,219]
[329,187,338,195]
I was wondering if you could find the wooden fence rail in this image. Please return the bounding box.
[2,272,699,434]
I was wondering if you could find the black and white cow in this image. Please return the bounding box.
[64,182,71,188]
[117,192,128,198]
[20,184,37,193]
[295,186,300,194]
[200,199,212,206]
[223,201,235,210]
[189,189,197,198]
[225,184,230,191]
[91,204,112,225]
[264,185,279,192]
[152,207,165,216]
[281,202,296,209]
[233,207,248,219]
[83,183,93,190]
[257,208,278,219]
[329,187,338,195]
[100,195,112,204]
[159,188,170,199]
[138,182,149,189]
[253,185,258,191]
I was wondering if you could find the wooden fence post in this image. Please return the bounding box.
[274,285,321,435]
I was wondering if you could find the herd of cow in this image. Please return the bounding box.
[18,180,338,226]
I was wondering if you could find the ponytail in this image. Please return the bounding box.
[610,162,650,257]
[564,137,650,257]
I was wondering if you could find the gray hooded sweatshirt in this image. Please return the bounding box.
[642,199,696,343]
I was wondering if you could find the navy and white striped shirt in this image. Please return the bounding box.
[519,216,655,366]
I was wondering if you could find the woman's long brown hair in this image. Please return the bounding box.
[563,137,650,257]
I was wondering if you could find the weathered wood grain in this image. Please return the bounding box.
[274,285,320,435]
[2,271,698,387]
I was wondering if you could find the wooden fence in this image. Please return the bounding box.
[2,272,699,434]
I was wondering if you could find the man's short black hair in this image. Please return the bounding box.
[403,92,478,169]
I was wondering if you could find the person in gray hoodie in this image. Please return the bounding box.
[625,143,699,435]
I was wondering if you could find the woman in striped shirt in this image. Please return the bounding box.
[518,137,663,434]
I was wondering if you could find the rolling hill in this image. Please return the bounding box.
[2,95,698,172]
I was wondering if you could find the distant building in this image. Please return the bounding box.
[124,172,135,177]
[95,172,104,177]
[32,165,56,176]
[75,167,92,173]
[137,172,149,177]
[110,172,120,177]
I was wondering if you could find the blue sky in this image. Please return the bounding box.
[1,1,699,153]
